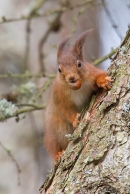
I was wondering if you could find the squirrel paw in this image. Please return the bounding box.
[54,150,64,162]
[73,113,80,128]
[96,75,112,90]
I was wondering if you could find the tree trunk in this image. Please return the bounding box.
[40,27,130,194]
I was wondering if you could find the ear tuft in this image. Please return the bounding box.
[73,29,93,60]
[57,36,71,59]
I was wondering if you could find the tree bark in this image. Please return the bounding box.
[40,27,130,194]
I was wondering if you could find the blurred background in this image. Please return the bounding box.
[0,0,129,194]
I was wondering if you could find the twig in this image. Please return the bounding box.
[14,103,46,114]
[24,19,31,70]
[71,7,87,34]
[39,27,50,72]
[0,72,55,79]
[16,103,45,109]
[12,104,46,120]
[0,46,118,81]
[0,103,46,121]
[0,0,97,24]
[93,47,118,66]
[27,0,47,17]
[0,141,21,185]
[39,13,61,72]
[0,0,47,24]
[31,78,53,102]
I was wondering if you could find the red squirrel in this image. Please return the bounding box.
[44,30,112,161]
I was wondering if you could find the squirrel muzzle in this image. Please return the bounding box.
[69,79,81,90]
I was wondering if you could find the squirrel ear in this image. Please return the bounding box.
[57,36,71,59]
[73,29,93,59]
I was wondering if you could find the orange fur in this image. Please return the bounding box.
[44,30,112,162]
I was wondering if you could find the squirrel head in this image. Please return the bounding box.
[57,29,93,90]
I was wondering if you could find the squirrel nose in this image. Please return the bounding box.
[69,76,76,83]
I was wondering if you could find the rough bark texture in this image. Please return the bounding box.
[40,28,130,194]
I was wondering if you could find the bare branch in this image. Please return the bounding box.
[39,13,61,72]
[24,20,31,70]
[0,0,98,24]
[26,0,47,17]
[0,103,46,121]
[13,103,46,115]
[31,79,53,102]
[93,47,118,66]
[0,141,21,185]
[0,72,55,79]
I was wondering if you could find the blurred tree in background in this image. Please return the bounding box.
[0,0,129,194]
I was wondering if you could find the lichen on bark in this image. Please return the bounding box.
[40,28,130,194]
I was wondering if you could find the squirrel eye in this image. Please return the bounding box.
[77,61,82,68]
[58,68,62,73]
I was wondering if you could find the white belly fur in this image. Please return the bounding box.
[70,81,94,111]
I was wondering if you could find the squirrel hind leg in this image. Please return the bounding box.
[44,135,63,160]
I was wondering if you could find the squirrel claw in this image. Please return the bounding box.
[105,76,113,82]
[54,150,64,162]
[73,113,80,128]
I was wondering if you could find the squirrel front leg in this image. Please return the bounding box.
[86,63,112,90]
[59,105,80,128]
